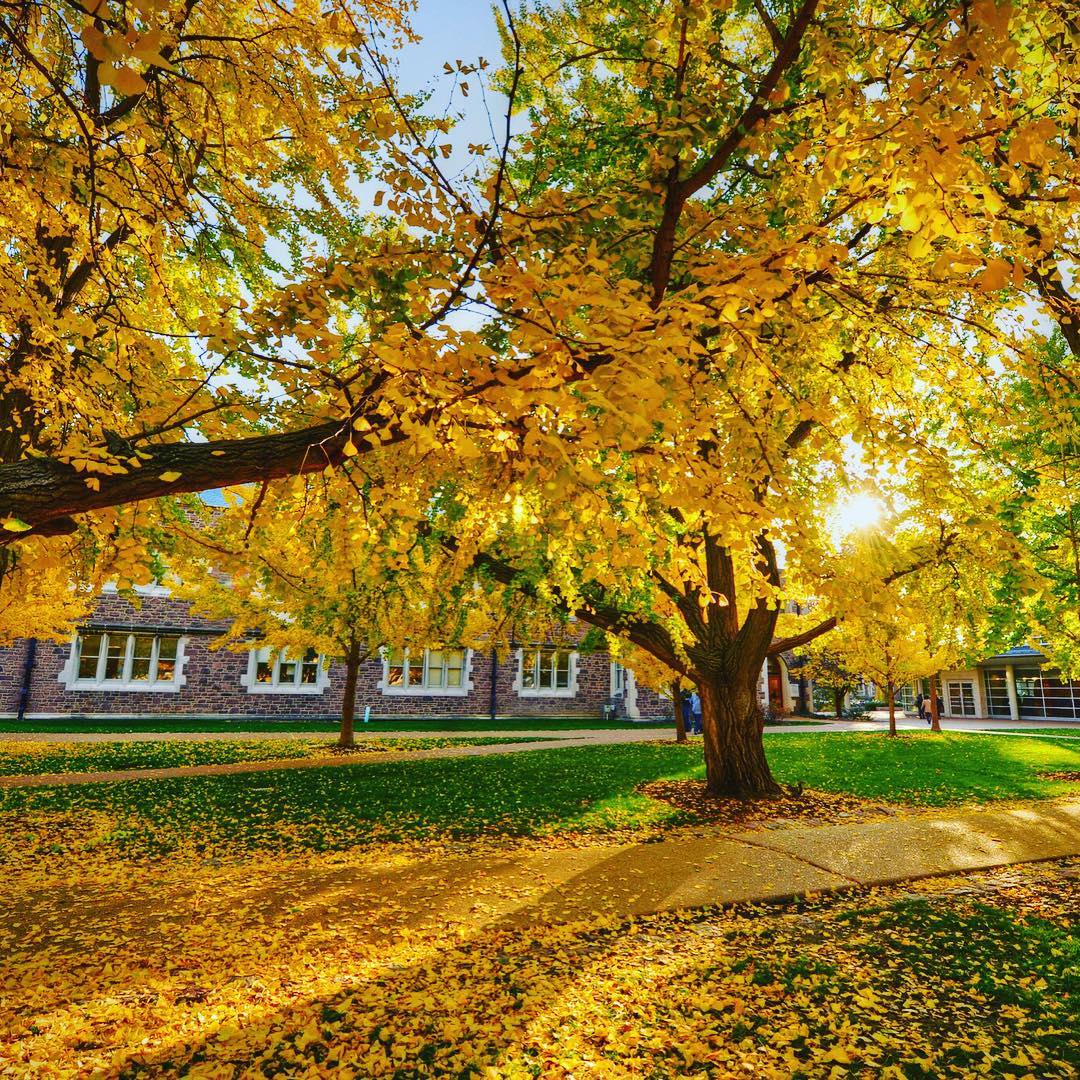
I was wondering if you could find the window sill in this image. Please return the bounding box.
[379,685,471,697]
[69,681,181,693]
[517,688,577,699]
[244,683,328,696]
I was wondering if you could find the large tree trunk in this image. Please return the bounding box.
[339,637,361,749]
[929,677,941,733]
[887,683,897,737]
[699,675,782,800]
[671,680,688,744]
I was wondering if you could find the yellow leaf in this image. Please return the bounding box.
[1,518,31,532]
[159,470,182,482]
[978,259,1011,291]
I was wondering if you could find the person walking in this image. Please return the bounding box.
[690,691,703,735]
[915,691,925,722]
[681,690,693,732]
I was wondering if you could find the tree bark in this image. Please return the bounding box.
[699,674,782,799]
[929,677,941,733]
[887,683,897,737]
[834,687,844,719]
[671,680,688,744]
[339,636,362,749]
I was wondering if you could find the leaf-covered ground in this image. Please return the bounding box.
[0,736,547,778]
[2,735,1079,869]
[2,852,1076,1078]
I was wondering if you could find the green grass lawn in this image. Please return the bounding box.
[0,736,546,777]
[990,727,1080,737]
[3,733,1078,866]
[0,716,671,734]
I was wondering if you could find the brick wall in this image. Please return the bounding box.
[2,592,673,722]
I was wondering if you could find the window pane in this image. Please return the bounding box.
[156,637,178,682]
[130,634,155,681]
[255,646,274,683]
[103,634,127,680]
[77,633,103,679]
[387,647,405,686]
[446,650,464,688]
[300,648,319,684]
[555,650,571,689]
[537,649,555,690]
[522,650,538,689]
[426,650,445,688]
[983,671,1010,717]
[278,653,298,684]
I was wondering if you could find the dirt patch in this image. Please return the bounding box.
[1037,771,1080,783]
[639,779,905,829]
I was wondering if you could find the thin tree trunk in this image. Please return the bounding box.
[797,675,808,715]
[887,683,897,737]
[339,636,361,749]
[929,676,941,733]
[699,675,782,799]
[834,687,844,719]
[671,680,688,744]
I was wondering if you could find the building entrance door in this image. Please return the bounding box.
[767,657,784,711]
[947,681,977,717]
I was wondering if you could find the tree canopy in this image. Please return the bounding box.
[2,0,1079,794]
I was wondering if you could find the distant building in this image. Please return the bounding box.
[0,586,675,723]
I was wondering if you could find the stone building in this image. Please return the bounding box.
[0,586,674,723]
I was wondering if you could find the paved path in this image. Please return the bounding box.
[10,799,1079,945]
[0,734,653,789]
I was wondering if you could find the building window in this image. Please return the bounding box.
[244,647,325,694]
[381,648,471,696]
[67,631,184,691]
[983,670,1012,717]
[611,662,626,696]
[1011,667,1080,719]
[517,647,577,698]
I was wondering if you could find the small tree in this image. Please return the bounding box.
[798,648,862,719]
[814,614,953,737]
[173,481,481,748]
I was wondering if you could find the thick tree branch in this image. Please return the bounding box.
[0,419,357,540]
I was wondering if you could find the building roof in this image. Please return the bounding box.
[980,644,1047,665]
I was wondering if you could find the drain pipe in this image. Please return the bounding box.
[16,638,37,723]
[489,649,499,722]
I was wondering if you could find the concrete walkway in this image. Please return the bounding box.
[462,798,1080,923]
[13,799,1078,945]
[0,734,645,789]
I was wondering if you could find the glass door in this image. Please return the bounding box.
[947,681,977,717]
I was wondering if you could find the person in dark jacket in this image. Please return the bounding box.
[690,691,703,735]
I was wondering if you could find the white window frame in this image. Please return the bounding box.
[610,661,626,696]
[241,647,329,695]
[379,647,473,696]
[515,647,579,699]
[61,631,188,693]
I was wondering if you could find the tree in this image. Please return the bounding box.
[170,479,497,747]
[798,649,862,719]
[812,613,950,736]
[979,335,1080,677]
[3,0,1078,801]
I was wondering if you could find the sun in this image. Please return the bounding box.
[832,492,885,536]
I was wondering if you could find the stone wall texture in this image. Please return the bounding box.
[0,592,674,722]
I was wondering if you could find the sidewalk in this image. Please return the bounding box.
[11,798,1078,946]
[0,733,636,789]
